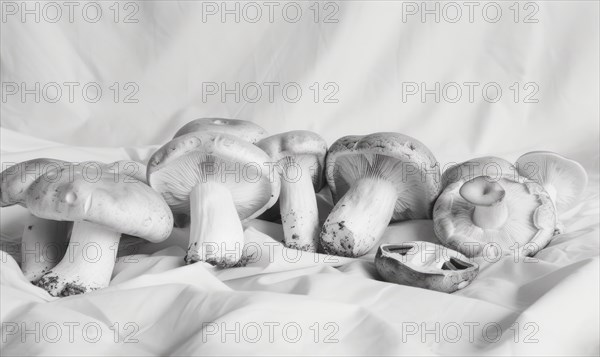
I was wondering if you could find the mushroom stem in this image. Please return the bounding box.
[36,221,120,296]
[21,215,70,282]
[472,201,508,229]
[459,176,508,229]
[185,182,244,267]
[279,160,320,252]
[320,178,398,257]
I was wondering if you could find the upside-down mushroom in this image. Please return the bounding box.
[434,174,557,257]
[147,131,280,267]
[375,242,479,293]
[515,151,588,214]
[257,131,327,252]
[320,133,441,257]
[2,160,173,296]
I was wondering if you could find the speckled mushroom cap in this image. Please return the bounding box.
[173,118,268,144]
[147,131,280,220]
[375,242,479,293]
[1,159,173,242]
[433,176,557,257]
[256,130,327,191]
[441,156,518,189]
[326,132,441,220]
[1,158,69,207]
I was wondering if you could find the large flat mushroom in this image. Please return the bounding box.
[147,131,280,267]
[22,161,174,296]
[257,131,327,252]
[320,133,441,257]
[515,151,588,214]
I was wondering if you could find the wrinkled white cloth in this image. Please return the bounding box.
[1,132,598,356]
[1,1,599,355]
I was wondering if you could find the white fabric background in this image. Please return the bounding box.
[1,1,599,355]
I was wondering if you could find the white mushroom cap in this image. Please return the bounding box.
[434,175,557,257]
[515,151,588,213]
[173,118,268,143]
[147,131,280,220]
[23,161,173,242]
[326,132,441,220]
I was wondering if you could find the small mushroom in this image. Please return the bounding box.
[173,118,268,143]
[515,151,588,214]
[320,133,441,257]
[434,174,557,258]
[147,131,280,267]
[257,131,327,252]
[2,160,174,296]
[375,242,479,293]
[1,159,71,282]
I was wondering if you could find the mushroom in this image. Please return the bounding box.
[433,174,557,258]
[375,242,479,293]
[173,118,268,143]
[147,131,280,267]
[320,133,441,257]
[256,131,327,252]
[171,118,269,228]
[1,159,71,282]
[16,160,174,296]
[515,151,588,214]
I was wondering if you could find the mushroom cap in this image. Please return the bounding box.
[326,132,441,220]
[375,242,479,293]
[433,176,557,257]
[173,118,268,143]
[1,158,69,207]
[256,130,327,191]
[515,151,588,212]
[147,131,280,220]
[441,156,518,189]
[2,159,173,242]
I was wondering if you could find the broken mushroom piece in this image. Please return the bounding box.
[434,175,557,258]
[515,151,588,213]
[1,158,71,282]
[257,131,327,252]
[320,133,441,257]
[30,161,174,296]
[375,242,479,293]
[173,118,268,143]
[147,131,280,267]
